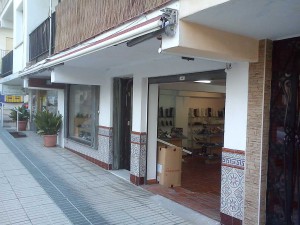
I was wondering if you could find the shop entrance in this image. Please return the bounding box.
[145,71,226,221]
[30,90,58,131]
[113,78,133,170]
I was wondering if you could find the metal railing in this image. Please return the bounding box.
[1,50,13,77]
[29,12,56,62]
[0,49,9,58]
[0,102,23,131]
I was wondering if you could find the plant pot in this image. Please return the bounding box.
[43,135,57,147]
[18,120,27,131]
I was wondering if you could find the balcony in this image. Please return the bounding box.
[1,50,13,77]
[29,13,56,63]
[55,0,172,53]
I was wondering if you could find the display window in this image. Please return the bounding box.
[68,84,99,147]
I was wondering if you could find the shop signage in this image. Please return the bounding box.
[1,85,26,95]
[28,78,65,89]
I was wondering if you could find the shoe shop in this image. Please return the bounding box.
[145,70,226,220]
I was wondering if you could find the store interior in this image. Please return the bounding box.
[145,79,225,221]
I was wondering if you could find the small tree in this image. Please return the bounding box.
[34,110,63,135]
[9,106,30,121]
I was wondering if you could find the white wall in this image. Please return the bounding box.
[13,43,23,72]
[0,28,13,50]
[224,62,249,150]
[175,96,189,146]
[14,0,23,47]
[24,0,50,64]
[26,0,49,34]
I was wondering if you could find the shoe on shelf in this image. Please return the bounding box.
[160,107,164,117]
[189,108,194,117]
[169,107,174,117]
[165,108,169,117]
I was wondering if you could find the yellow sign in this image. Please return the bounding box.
[5,95,23,103]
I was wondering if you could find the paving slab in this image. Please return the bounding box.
[0,128,219,224]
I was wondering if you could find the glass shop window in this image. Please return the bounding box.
[68,85,99,147]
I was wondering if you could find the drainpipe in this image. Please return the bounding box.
[48,0,52,56]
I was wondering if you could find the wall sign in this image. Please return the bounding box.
[1,85,26,95]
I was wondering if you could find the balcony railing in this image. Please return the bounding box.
[29,12,56,63]
[0,49,9,58]
[1,50,13,77]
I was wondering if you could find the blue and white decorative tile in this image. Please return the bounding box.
[131,133,140,143]
[130,143,140,176]
[222,152,245,168]
[64,139,98,159]
[140,133,147,144]
[139,144,147,177]
[98,136,108,163]
[221,165,244,221]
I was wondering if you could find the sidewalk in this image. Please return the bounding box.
[0,128,219,225]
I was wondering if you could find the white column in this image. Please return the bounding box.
[99,77,113,127]
[221,62,249,221]
[132,76,148,132]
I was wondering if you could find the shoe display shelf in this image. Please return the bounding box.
[74,117,93,142]
[157,106,175,129]
[187,116,224,157]
[158,117,175,128]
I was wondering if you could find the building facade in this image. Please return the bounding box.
[1,0,300,224]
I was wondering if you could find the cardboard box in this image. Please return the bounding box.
[157,147,182,187]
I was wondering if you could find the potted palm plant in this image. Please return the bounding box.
[34,110,63,147]
[9,105,30,131]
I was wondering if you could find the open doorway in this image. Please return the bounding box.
[145,71,226,222]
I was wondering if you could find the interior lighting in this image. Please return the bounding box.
[194,80,212,84]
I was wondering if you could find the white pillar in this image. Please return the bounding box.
[98,78,114,168]
[220,62,249,222]
[224,62,249,150]
[132,76,148,132]
[99,77,113,127]
[130,75,148,185]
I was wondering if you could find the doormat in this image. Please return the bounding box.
[9,132,27,138]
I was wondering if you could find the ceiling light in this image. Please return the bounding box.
[194,80,211,84]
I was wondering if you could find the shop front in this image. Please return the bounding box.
[67,84,99,148]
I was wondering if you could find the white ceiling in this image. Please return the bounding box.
[65,38,227,79]
[183,0,300,40]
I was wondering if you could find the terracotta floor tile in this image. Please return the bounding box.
[143,155,221,221]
